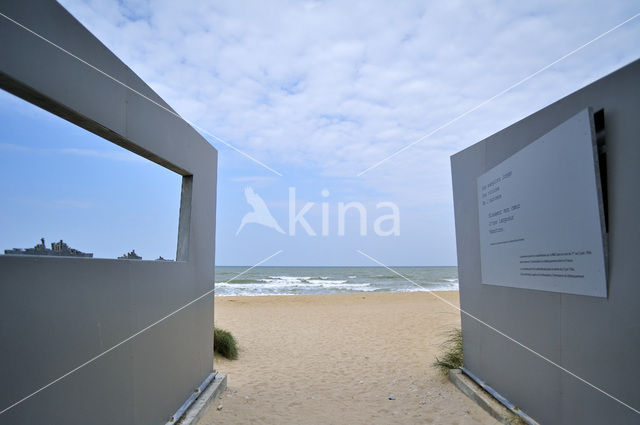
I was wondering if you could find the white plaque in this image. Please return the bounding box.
[477,108,607,297]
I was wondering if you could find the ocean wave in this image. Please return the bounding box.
[215,284,458,297]
[216,278,257,284]
[307,279,347,285]
[267,275,311,281]
[213,269,458,296]
[216,279,374,292]
[258,276,349,285]
[217,282,371,290]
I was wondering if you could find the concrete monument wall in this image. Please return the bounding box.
[451,60,639,424]
[0,1,218,424]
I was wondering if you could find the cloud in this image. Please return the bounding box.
[229,175,279,184]
[57,0,640,205]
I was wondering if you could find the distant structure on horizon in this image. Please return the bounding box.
[4,238,93,258]
[119,250,142,260]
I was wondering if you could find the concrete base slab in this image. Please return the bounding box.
[177,373,227,425]
[449,369,528,425]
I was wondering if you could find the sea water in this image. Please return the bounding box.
[215,266,458,296]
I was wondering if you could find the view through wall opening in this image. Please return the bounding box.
[0,90,182,261]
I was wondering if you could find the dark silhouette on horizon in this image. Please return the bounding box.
[4,238,93,258]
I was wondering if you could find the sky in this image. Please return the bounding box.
[1,1,639,266]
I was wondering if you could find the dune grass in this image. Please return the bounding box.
[214,327,238,360]
[432,328,463,375]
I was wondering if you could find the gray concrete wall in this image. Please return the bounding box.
[451,60,639,424]
[0,1,218,424]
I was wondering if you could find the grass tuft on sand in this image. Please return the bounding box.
[214,327,238,360]
[432,328,463,375]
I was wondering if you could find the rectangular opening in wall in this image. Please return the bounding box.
[0,90,182,261]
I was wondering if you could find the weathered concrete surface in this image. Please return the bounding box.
[451,60,640,424]
[449,370,527,425]
[176,373,227,425]
[0,1,218,424]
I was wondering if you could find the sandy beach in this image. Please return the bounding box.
[198,292,499,425]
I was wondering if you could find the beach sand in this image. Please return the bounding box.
[198,292,500,425]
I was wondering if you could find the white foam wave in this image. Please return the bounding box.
[307,279,347,285]
[214,273,458,296]
[215,277,375,296]
[267,275,311,281]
